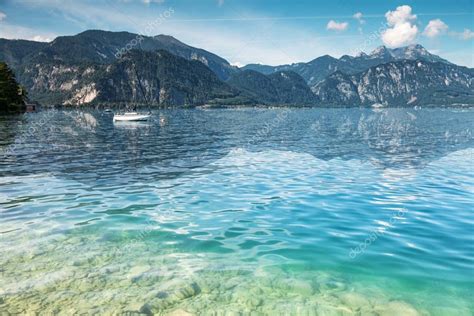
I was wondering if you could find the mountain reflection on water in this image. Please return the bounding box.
[1,108,472,183]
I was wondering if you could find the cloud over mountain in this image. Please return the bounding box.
[423,19,448,38]
[382,5,418,48]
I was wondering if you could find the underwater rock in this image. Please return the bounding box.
[197,277,219,294]
[358,309,378,316]
[232,287,263,308]
[141,280,202,312]
[139,282,201,315]
[124,301,147,314]
[251,286,264,295]
[223,277,241,291]
[129,265,151,275]
[174,282,201,300]
[375,300,420,316]
[249,297,263,308]
[282,303,319,316]
[221,309,252,316]
[72,259,87,267]
[5,306,25,315]
[138,302,154,315]
[103,265,120,274]
[270,278,292,293]
[317,276,347,293]
[167,309,194,316]
[219,291,234,303]
[120,311,145,316]
[288,279,314,296]
[27,249,45,259]
[338,292,371,311]
[138,296,188,315]
[128,265,151,282]
[316,304,353,316]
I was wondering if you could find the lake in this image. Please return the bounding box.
[0,108,473,315]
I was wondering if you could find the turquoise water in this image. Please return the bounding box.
[0,108,473,315]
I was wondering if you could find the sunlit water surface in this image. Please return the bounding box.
[0,108,473,315]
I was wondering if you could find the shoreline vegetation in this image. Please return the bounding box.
[17,102,474,111]
[0,62,27,113]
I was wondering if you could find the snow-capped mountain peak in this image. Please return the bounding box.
[369,46,392,58]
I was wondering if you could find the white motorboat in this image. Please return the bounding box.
[113,112,151,122]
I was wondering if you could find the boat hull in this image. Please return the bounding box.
[113,114,150,122]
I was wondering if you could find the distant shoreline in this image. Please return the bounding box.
[4,103,473,116]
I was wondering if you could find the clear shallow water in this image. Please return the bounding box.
[0,108,473,315]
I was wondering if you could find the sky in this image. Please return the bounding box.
[0,0,473,67]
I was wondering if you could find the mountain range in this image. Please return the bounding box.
[0,30,472,107]
[243,44,451,87]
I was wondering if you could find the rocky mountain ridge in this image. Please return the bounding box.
[313,60,473,106]
[243,44,452,87]
[0,30,472,107]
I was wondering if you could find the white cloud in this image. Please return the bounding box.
[381,5,418,47]
[0,11,6,21]
[5,0,361,65]
[423,19,448,38]
[231,61,244,67]
[353,12,365,24]
[217,0,224,7]
[385,5,416,25]
[15,0,150,31]
[142,0,165,4]
[448,28,474,40]
[31,35,54,42]
[460,28,474,40]
[119,0,165,3]
[164,18,353,66]
[382,23,418,47]
[0,23,57,42]
[326,20,348,32]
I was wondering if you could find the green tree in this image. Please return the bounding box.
[0,62,26,112]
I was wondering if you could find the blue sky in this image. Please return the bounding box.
[0,0,472,66]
